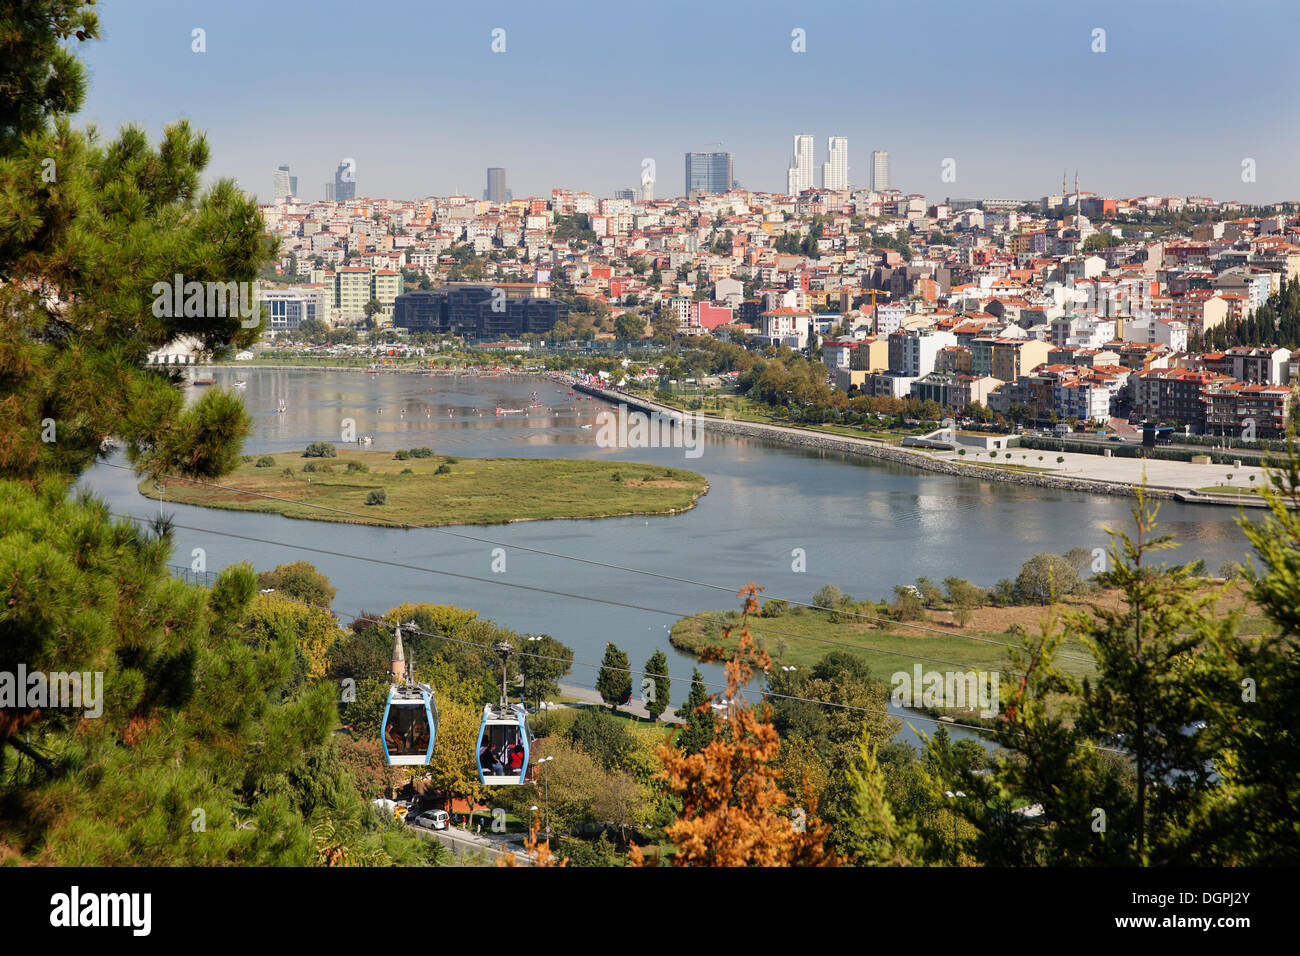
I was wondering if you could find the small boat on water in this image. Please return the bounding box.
[233,380,247,388]
[192,377,215,386]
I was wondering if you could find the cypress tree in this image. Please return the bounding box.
[675,668,715,754]
[642,649,671,722]
[595,642,631,712]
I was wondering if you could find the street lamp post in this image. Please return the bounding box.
[527,635,544,710]
[537,755,554,839]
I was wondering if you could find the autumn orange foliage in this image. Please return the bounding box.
[629,584,838,867]
[497,814,568,868]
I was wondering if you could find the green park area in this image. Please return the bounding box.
[139,448,708,526]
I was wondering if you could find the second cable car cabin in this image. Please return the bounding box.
[476,640,532,785]
[381,623,438,766]
[475,702,531,785]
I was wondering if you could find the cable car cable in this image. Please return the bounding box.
[107,462,1096,665]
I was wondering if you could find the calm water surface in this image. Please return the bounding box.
[80,368,1256,747]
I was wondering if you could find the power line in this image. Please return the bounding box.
[226,582,1014,743]
[169,563,1122,754]
[111,461,1096,666]
[126,511,1015,674]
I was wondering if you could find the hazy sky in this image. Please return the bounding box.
[76,0,1300,205]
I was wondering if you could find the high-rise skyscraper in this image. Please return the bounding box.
[685,152,733,195]
[786,134,814,195]
[273,164,291,203]
[289,175,298,196]
[822,136,848,190]
[324,182,335,202]
[334,159,356,201]
[485,167,507,204]
[871,150,890,192]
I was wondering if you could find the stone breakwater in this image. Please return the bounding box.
[572,383,1177,501]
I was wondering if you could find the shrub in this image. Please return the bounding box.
[302,461,333,473]
[988,450,997,458]
[957,448,966,456]
[1014,553,1080,605]
[303,441,338,458]
[400,467,414,475]
[435,464,451,475]
[281,467,294,478]
[409,447,434,458]
[760,599,789,618]
[345,461,369,473]
[1056,456,1065,464]
[445,457,459,465]
[892,586,926,621]
[365,489,387,506]
[256,455,276,467]
[241,454,254,463]
[394,450,410,460]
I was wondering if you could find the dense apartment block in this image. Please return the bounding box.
[1132,368,1234,428]
[391,284,567,338]
[1202,381,1294,438]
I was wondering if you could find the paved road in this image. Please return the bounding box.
[559,682,685,725]
[596,387,1270,496]
[411,820,537,865]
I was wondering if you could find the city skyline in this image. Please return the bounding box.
[76,0,1300,202]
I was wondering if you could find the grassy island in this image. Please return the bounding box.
[139,449,708,526]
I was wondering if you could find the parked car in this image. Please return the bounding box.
[1108,435,1123,442]
[413,810,449,830]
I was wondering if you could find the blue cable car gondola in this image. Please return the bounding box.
[476,641,533,786]
[381,624,438,766]
[476,702,531,785]
[382,683,437,766]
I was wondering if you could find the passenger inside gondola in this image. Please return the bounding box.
[481,724,524,775]
[411,719,429,752]
[385,705,427,756]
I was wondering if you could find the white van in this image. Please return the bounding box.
[1053,423,1073,436]
[414,809,449,830]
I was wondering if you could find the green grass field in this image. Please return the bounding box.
[670,605,1099,683]
[139,450,708,527]
[1196,485,1263,496]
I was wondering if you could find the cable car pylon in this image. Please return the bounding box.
[475,640,532,786]
[380,622,438,766]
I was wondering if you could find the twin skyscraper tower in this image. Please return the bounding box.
[786,136,889,194]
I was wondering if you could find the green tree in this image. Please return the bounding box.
[675,668,714,755]
[595,643,632,711]
[1014,553,1080,604]
[1185,448,1300,862]
[244,592,344,682]
[642,649,671,722]
[565,708,637,773]
[518,634,573,709]
[614,311,646,341]
[257,560,338,607]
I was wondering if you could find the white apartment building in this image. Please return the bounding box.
[888,328,958,377]
[787,135,814,195]
[822,136,848,191]
[874,303,908,336]
[1119,317,1188,352]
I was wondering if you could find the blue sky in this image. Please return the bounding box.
[76,0,1299,204]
